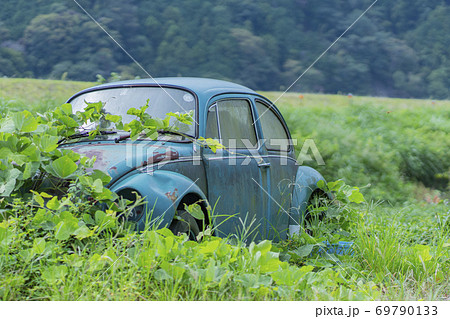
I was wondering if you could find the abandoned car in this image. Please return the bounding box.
[63,77,328,241]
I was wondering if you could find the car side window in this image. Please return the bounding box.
[212,99,257,149]
[255,101,290,152]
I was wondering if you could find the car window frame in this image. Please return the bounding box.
[67,84,200,139]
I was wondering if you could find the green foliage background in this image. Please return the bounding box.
[1,0,450,99]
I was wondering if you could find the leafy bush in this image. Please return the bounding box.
[0,195,381,301]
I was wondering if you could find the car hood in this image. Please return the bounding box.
[60,141,185,183]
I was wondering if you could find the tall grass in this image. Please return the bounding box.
[355,202,450,300]
[261,92,450,203]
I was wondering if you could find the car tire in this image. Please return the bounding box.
[169,210,201,241]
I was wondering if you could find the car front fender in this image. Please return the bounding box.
[110,170,207,231]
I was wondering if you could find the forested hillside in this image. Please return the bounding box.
[1,0,449,99]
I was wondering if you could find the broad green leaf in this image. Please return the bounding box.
[317,179,326,190]
[39,134,59,153]
[21,144,41,162]
[0,180,15,197]
[293,244,315,257]
[60,103,73,115]
[0,117,15,132]
[12,111,38,132]
[199,239,220,255]
[32,208,51,225]
[41,265,68,285]
[54,220,78,241]
[255,240,272,255]
[0,147,12,159]
[54,212,79,240]
[0,226,14,251]
[0,168,21,196]
[73,225,94,240]
[92,178,103,193]
[50,155,78,178]
[412,244,432,262]
[46,196,60,210]
[184,203,204,220]
[154,269,172,281]
[249,240,272,256]
[18,248,34,262]
[20,163,33,180]
[64,254,83,268]
[271,265,313,285]
[160,261,186,280]
[94,210,116,229]
[146,131,158,140]
[22,162,39,180]
[95,210,106,225]
[9,153,27,166]
[157,227,176,238]
[197,137,225,153]
[62,116,79,128]
[90,169,111,184]
[3,134,18,151]
[59,149,81,162]
[32,237,46,254]
[61,211,79,223]
[83,213,96,225]
[348,188,365,203]
[88,253,107,272]
[259,253,283,273]
[235,274,272,289]
[32,191,45,207]
[105,114,122,123]
[92,187,117,201]
[40,192,53,198]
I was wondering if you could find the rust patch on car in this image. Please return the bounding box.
[146,149,179,165]
[165,188,179,202]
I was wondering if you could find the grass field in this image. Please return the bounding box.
[0,78,93,112]
[0,78,449,300]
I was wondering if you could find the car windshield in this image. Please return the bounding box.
[69,86,196,136]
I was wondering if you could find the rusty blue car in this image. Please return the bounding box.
[63,78,327,241]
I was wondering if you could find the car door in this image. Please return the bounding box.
[202,97,269,240]
[254,99,298,240]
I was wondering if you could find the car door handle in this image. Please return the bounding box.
[258,161,271,168]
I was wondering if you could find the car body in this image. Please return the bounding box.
[63,77,327,241]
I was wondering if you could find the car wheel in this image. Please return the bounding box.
[169,210,201,241]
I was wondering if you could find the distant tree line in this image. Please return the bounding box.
[1,0,449,99]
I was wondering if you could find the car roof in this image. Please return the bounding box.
[68,77,258,102]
